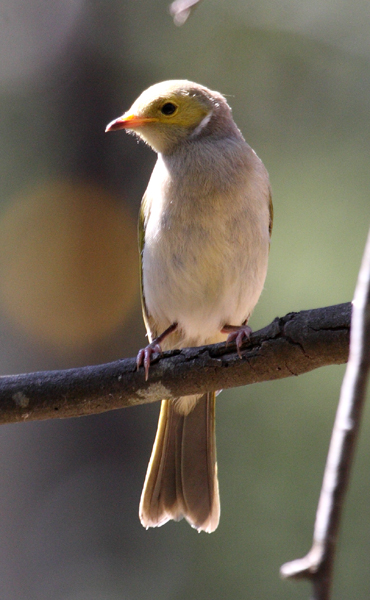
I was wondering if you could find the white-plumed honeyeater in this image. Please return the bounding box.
[106,80,273,533]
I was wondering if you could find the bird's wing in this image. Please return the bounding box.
[268,187,273,239]
[138,192,158,340]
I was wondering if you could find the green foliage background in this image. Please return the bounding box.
[0,1,369,598]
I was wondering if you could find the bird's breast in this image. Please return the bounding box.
[141,146,270,347]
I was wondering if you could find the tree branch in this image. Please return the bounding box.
[0,303,350,425]
[281,230,370,599]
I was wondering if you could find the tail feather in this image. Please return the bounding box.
[139,393,220,533]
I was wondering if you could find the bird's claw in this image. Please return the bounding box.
[136,343,162,381]
[225,325,252,358]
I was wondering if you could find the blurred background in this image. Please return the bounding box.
[0,0,369,598]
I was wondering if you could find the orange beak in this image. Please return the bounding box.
[105,113,158,132]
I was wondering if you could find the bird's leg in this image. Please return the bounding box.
[221,319,252,359]
[137,322,178,381]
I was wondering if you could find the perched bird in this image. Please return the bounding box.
[106,80,272,533]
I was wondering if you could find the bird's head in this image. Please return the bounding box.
[105,80,237,154]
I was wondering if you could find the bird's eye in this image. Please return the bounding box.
[160,102,177,116]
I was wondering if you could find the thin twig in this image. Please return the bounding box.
[0,303,350,425]
[281,230,370,599]
[169,0,203,25]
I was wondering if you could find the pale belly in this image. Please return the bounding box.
[142,213,269,347]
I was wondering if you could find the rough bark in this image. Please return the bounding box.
[0,302,350,425]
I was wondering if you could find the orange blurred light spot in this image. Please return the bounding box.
[0,180,138,348]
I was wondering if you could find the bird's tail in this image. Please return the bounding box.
[139,392,220,533]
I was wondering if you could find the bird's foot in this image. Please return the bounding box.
[222,323,252,359]
[136,342,162,381]
[136,322,178,381]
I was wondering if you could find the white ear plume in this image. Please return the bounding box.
[190,110,213,138]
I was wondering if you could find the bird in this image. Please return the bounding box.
[106,80,273,533]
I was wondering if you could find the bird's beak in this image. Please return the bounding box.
[105,113,158,132]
